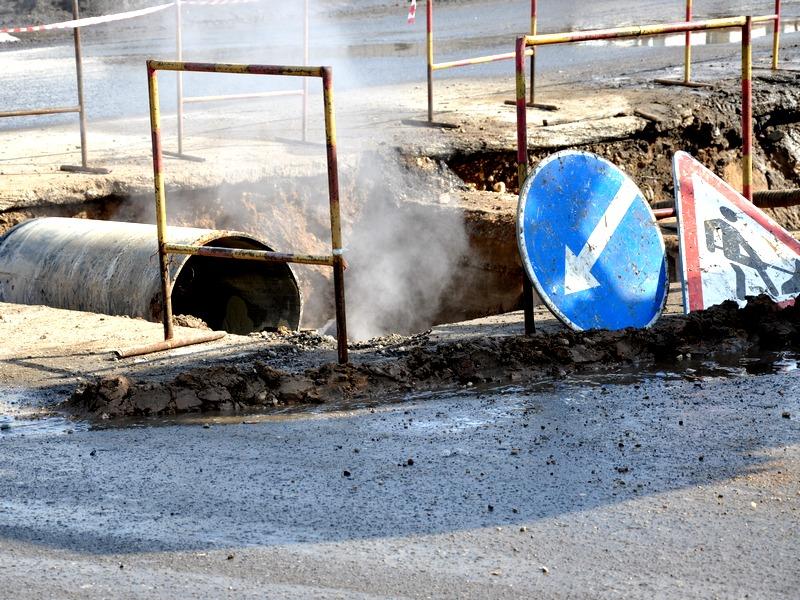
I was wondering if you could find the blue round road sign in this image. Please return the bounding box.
[517,151,668,331]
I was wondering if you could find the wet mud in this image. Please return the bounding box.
[67,295,800,418]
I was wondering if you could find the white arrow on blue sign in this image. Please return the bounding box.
[517,151,669,331]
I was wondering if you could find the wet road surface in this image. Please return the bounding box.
[1,2,800,597]
[1,0,798,129]
[0,368,798,598]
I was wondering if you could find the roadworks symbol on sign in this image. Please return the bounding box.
[673,151,800,313]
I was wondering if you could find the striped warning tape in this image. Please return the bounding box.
[0,2,174,34]
[182,0,259,4]
[408,0,417,24]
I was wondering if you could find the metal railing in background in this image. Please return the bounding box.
[0,0,108,174]
[423,0,787,122]
[147,60,348,364]
[655,0,782,86]
[172,0,310,160]
[514,16,758,335]
[422,0,538,124]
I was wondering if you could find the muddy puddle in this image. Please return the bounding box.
[0,388,88,437]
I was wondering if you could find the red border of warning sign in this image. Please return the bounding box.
[674,151,800,312]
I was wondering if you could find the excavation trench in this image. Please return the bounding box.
[1,75,799,338]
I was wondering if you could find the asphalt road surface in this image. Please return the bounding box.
[1,1,800,598]
[0,368,798,598]
[1,0,798,128]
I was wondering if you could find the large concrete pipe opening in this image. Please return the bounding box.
[0,218,302,334]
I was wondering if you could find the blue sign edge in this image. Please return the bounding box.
[516,150,670,332]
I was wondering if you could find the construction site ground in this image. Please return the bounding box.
[1,30,800,598]
[2,42,800,415]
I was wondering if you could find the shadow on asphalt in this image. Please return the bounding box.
[0,366,798,554]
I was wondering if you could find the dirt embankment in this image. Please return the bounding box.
[67,296,800,419]
[446,72,800,217]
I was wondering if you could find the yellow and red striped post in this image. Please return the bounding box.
[427,0,434,122]
[175,0,184,155]
[529,0,537,105]
[742,16,753,202]
[303,0,310,141]
[683,0,693,84]
[146,61,175,341]
[515,36,535,334]
[773,0,781,70]
[322,66,349,364]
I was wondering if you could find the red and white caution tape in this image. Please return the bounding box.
[181,0,259,5]
[0,2,174,35]
[408,0,417,25]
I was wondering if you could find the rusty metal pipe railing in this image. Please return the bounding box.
[165,243,335,266]
[530,0,537,104]
[115,331,226,359]
[684,0,693,83]
[754,188,800,207]
[653,189,800,220]
[426,0,537,122]
[659,2,782,87]
[0,0,105,173]
[516,16,756,334]
[743,17,754,201]
[71,0,88,169]
[174,0,311,155]
[0,106,80,118]
[773,0,782,69]
[183,90,304,104]
[148,59,348,364]
[323,66,349,364]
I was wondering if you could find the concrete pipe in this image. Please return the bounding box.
[0,217,302,334]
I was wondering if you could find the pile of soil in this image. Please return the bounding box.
[67,295,800,418]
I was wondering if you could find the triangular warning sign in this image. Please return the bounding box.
[673,151,800,313]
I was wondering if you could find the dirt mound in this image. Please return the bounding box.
[66,296,800,419]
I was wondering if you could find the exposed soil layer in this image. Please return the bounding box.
[446,73,800,220]
[67,295,800,418]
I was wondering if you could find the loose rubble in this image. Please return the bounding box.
[67,295,800,418]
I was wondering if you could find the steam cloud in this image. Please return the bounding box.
[129,0,473,340]
[344,154,470,341]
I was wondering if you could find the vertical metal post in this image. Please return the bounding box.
[772,0,781,70]
[684,0,693,84]
[147,63,175,341]
[427,0,434,122]
[175,0,185,155]
[529,0,537,105]
[302,0,309,142]
[516,37,535,334]
[742,17,753,202]
[322,68,348,364]
[71,0,88,168]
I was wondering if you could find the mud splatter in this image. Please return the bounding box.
[66,295,800,418]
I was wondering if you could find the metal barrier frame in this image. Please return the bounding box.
[514,16,757,334]
[657,0,781,87]
[426,0,784,121]
[173,0,310,158]
[424,0,537,122]
[0,0,106,174]
[147,59,348,364]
